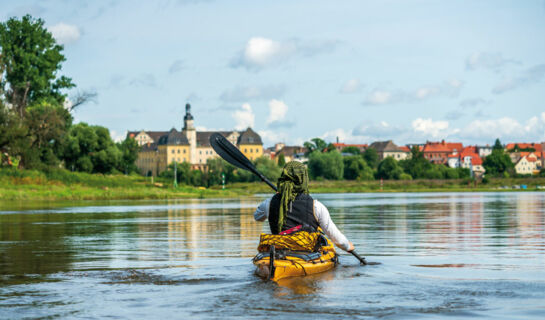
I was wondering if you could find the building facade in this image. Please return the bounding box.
[129,104,263,176]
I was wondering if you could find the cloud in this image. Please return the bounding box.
[465,52,520,71]
[220,84,286,102]
[232,103,255,130]
[412,118,453,139]
[48,23,81,45]
[457,113,545,141]
[129,73,157,87]
[168,59,183,74]
[231,37,339,70]
[258,130,290,146]
[363,79,463,106]
[492,64,545,94]
[460,98,489,108]
[266,99,294,129]
[353,121,403,138]
[340,79,363,94]
[110,130,127,143]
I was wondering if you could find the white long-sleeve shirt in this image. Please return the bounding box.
[253,197,351,251]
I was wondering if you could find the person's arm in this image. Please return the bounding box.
[253,198,271,221]
[314,200,353,252]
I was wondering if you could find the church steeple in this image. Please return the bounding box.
[183,103,195,130]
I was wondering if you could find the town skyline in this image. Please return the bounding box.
[1,1,544,146]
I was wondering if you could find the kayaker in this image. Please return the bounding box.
[253,161,355,253]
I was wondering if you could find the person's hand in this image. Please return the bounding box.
[347,241,355,252]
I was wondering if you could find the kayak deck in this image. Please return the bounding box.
[253,239,337,282]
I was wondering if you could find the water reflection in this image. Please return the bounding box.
[0,192,544,319]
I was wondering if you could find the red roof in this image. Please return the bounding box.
[333,143,368,148]
[459,146,483,165]
[472,157,483,165]
[506,143,543,152]
[527,156,537,162]
[399,146,411,152]
[423,140,463,153]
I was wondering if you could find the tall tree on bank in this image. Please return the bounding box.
[0,15,74,118]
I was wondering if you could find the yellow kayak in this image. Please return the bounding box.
[253,238,338,282]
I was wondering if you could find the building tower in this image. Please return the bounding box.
[182,103,196,164]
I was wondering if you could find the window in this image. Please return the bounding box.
[200,151,202,155]
[171,150,175,154]
[244,149,247,153]
[183,149,186,153]
[177,149,180,154]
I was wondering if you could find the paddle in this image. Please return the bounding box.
[209,132,374,266]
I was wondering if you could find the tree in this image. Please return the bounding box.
[277,153,286,167]
[117,137,139,174]
[308,150,344,180]
[493,138,503,151]
[62,123,122,174]
[343,155,373,180]
[399,146,431,179]
[363,147,379,168]
[304,138,328,154]
[483,148,514,177]
[377,157,404,180]
[0,15,74,119]
[341,146,360,155]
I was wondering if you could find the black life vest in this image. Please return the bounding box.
[268,193,319,234]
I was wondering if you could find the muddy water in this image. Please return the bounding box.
[0,192,544,319]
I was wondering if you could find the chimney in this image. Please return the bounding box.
[336,136,339,143]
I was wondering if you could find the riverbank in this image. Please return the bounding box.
[1,168,544,201]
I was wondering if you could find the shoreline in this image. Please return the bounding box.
[2,175,544,201]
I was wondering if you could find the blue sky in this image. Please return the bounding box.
[2,0,545,146]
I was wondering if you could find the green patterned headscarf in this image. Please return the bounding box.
[276,161,310,230]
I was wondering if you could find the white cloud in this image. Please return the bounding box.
[258,130,290,146]
[458,113,545,141]
[266,99,287,123]
[363,80,463,106]
[465,52,519,71]
[412,118,451,139]
[48,23,80,45]
[232,103,255,130]
[220,84,286,102]
[231,37,339,70]
[110,130,127,142]
[492,64,545,94]
[340,79,363,94]
[364,90,393,105]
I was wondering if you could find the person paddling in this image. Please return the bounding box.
[253,161,355,253]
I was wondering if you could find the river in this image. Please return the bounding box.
[1,192,544,319]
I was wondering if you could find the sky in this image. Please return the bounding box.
[2,0,545,147]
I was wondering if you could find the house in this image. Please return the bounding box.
[368,140,409,161]
[129,104,263,176]
[422,140,463,164]
[274,146,308,163]
[332,143,368,153]
[476,145,493,158]
[514,155,539,175]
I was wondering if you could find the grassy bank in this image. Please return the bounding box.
[1,168,544,201]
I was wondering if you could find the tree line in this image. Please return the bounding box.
[0,15,139,174]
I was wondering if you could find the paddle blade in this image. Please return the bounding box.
[209,133,255,172]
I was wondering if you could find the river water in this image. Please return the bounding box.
[0,192,544,319]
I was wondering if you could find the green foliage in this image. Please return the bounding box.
[483,149,514,177]
[377,157,403,180]
[341,146,360,155]
[308,150,344,180]
[343,155,374,180]
[277,153,286,167]
[117,137,139,173]
[62,123,122,174]
[304,138,328,154]
[399,173,412,180]
[363,147,379,168]
[399,146,431,179]
[0,15,74,118]
[493,138,503,151]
